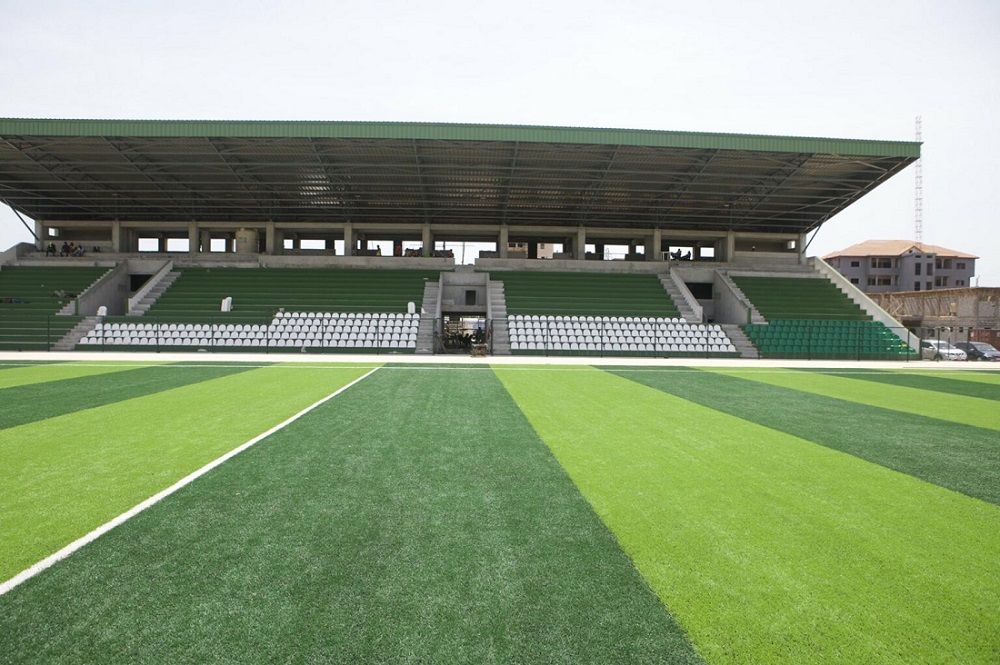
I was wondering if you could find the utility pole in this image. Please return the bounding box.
[914,116,923,243]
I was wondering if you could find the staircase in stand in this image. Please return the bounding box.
[720,324,758,359]
[128,270,180,316]
[53,316,101,351]
[488,279,510,355]
[658,274,699,322]
[414,280,441,355]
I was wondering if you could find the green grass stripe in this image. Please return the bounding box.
[799,367,1000,401]
[0,362,152,390]
[0,366,702,664]
[609,367,1000,505]
[495,366,1000,665]
[705,367,1000,430]
[901,369,1000,385]
[0,364,376,583]
[0,363,261,430]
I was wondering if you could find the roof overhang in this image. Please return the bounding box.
[0,119,920,235]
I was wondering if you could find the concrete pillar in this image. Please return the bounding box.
[499,225,509,258]
[35,220,45,249]
[724,232,736,262]
[798,232,807,264]
[111,221,123,252]
[651,228,663,261]
[235,228,259,255]
[422,223,432,257]
[188,222,199,254]
[576,227,587,260]
[265,222,276,255]
[343,222,354,257]
[595,243,605,260]
[528,241,538,260]
[199,230,211,253]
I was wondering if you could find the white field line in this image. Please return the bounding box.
[0,366,381,597]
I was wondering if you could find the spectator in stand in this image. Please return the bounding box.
[45,242,57,256]
[60,242,70,257]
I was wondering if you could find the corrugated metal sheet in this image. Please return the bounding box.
[0,118,921,158]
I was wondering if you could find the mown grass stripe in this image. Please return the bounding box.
[495,366,1000,665]
[609,367,1000,505]
[0,361,150,390]
[0,363,260,430]
[799,367,1000,400]
[902,369,1000,385]
[705,367,1000,430]
[0,367,380,599]
[0,366,702,664]
[0,363,376,583]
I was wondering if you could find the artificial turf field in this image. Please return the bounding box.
[0,360,998,664]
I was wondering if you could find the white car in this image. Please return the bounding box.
[921,339,967,361]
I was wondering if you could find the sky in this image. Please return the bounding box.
[1,0,998,285]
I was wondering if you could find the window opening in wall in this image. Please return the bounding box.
[165,238,189,252]
[137,237,159,252]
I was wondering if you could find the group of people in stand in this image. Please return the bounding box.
[45,241,87,257]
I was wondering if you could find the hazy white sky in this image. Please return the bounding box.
[2,0,998,284]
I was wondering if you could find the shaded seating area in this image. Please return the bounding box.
[732,276,917,359]
[508,315,737,356]
[500,272,736,356]
[731,276,869,321]
[501,272,680,318]
[143,267,439,322]
[80,267,439,352]
[80,312,419,351]
[0,266,109,350]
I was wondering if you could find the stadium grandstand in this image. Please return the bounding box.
[0,118,922,358]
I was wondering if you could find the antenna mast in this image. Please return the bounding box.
[914,116,923,243]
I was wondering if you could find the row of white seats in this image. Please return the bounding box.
[512,341,737,353]
[271,321,418,332]
[95,319,419,334]
[510,324,727,338]
[80,337,417,349]
[511,333,723,345]
[274,312,418,320]
[508,317,722,332]
[510,315,687,324]
[87,328,417,341]
[506,313,736,355]
[93,319,419,336]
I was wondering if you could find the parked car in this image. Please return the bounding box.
[921,339,967,361]
[955,341,1000,361]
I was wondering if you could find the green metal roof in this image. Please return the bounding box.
[0,118,920,234]
[0,118,920,158]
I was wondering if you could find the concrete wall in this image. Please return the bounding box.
[476,257,671,274]
[440,270,488,314]
[713,273,754,325]
[76,262,130,316]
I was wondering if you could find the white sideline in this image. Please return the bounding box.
[0,366,381,597]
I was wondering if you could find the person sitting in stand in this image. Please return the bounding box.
[45,242,57,256]
[60,242,70,257]
[73,244,86,256]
